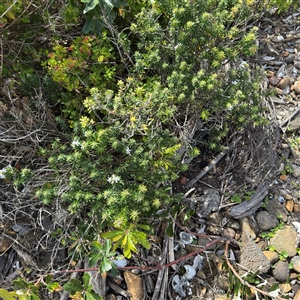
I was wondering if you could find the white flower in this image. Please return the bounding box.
[71,139,81,148]
[126,147,131,155]
[0,165,12,179]
[107,174,121,184]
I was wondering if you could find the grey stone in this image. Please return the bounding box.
[292,164,300,178]
[226,219,240,231]
[256,211,279,231]
[270,225,297,257]
[272,260,290,282]
[266,199,288,222]
[291,256,300,273]
[189,189,220,217]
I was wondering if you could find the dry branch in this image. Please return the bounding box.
[185,136,242,189]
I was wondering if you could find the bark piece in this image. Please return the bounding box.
[228,181,270,219]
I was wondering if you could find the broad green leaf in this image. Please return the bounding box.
[111,0,128,7]
[103,239,112,256]
[133,231,150,249]
[5,11,15,20]
[90,241,103,252]
[0,289,16,300]
[31,293,40,300]
[13,279,29,289]
[64,279,83,293]
[184,210,194,222]
[46,282,61,292]
[100,257,112,273]
[82,273,91,290]
[88,251,103,267]
[85,291,103,300]
[101,0,114,11]
[82,19,93,34]
[83,0,100,14]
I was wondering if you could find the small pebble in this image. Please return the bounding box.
[180,176,187,185]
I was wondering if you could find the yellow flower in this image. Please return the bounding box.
[130,115,136,123]
[80,116,94,128]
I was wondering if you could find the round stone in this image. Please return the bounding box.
[256,211,279,231]
[272,260,290,282]
[291,256,300,273]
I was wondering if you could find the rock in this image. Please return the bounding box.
[285,54,295,64]
[239,231,270,275]
[279,282,292,293]
[0,237,12,252]
[294,290,300,300]
[292,164,300,177]
[222,228,235,239]
[256,211,279,231]
[269,76,281,86]
[276,87,284,95]
[272,35,284,43]
[207,211,222,235]
[214,274,229,292]
[284,194,293,200]
[277,77,290,89]
[189,189,220,217]
[106,295,116,300]
[226,219,240,231]
[279,174,288,181]
[286,200,294,212]
[294,81,300,94]
[263,250,279,264]
[124,271,144,300]
[196,237,216,250]
[240,217,256,240]
[272,260,290,282]
[180,176,187,185]
[294,204,300,213]
[266,199,288,222]
[291,256,300,273]
[270,225,297,257]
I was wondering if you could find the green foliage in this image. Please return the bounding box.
[278,250,289,261]
[64,273,102,300]
[88,240,117,272]
[101,222,151,258]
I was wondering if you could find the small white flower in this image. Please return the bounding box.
[71,140,81,148]
[0,165,11,179]
[126,147,131,155]
[107,174,120,184]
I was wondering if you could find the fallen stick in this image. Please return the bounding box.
[185,136,242,189]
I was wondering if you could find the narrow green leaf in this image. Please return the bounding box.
[136,224,151,231]
[101,230,123,239]
[166,223,174,237]
[0,289,16,300]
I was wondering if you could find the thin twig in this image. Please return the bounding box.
[185,136,242,189]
